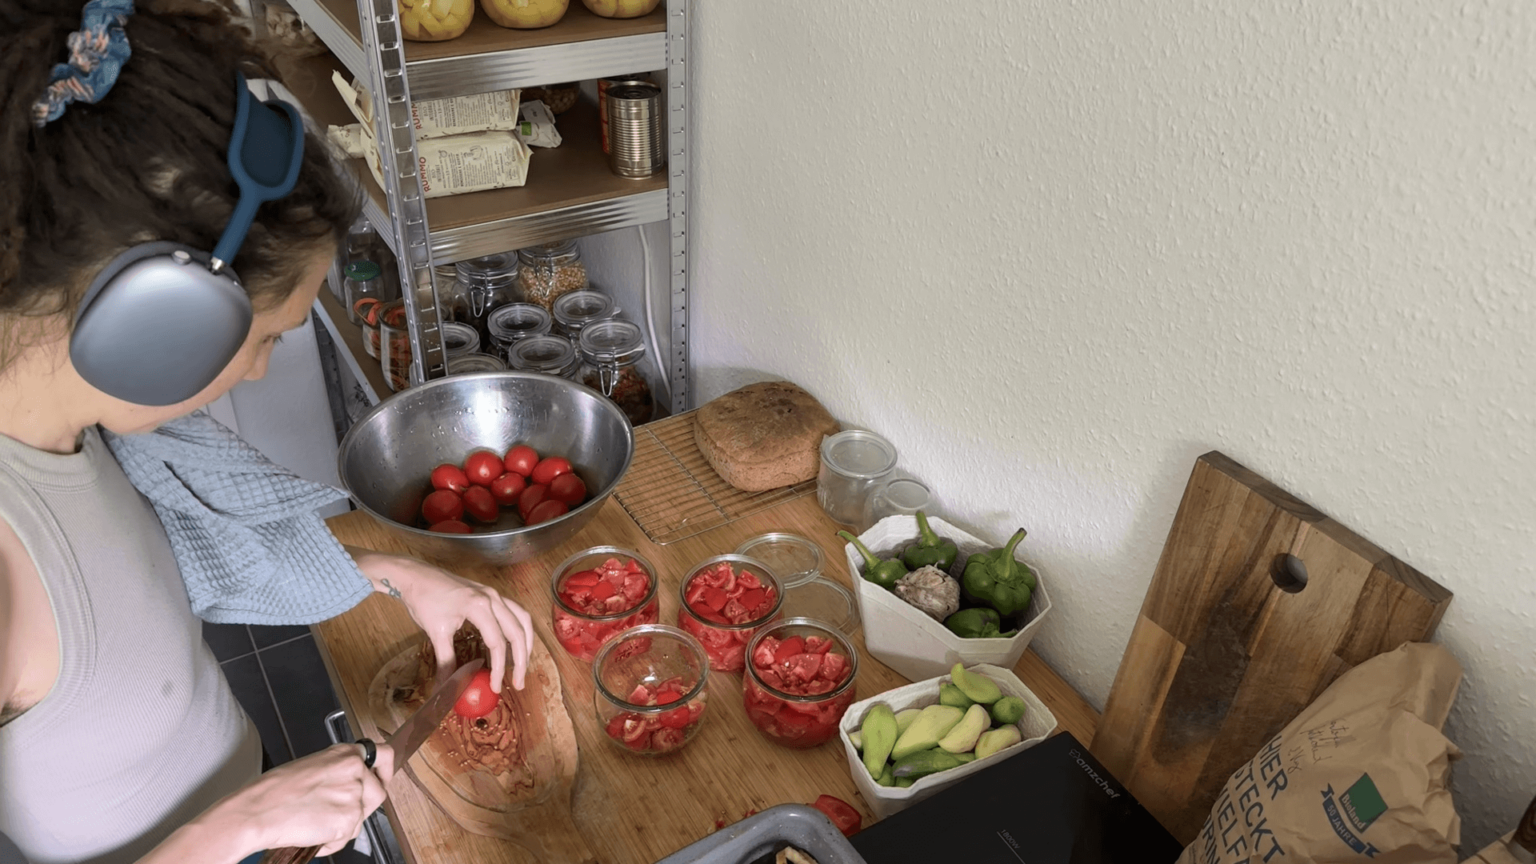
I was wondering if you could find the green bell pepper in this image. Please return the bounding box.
[901,511,959,571]
[839,531,908,590]
[943,607,1017,639]
[961,528,1035,617]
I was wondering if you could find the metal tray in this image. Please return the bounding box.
[654,804,868,864]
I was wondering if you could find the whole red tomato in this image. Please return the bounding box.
[461,486,499,523]
[452,668,499,718]
[810,794,861,837]
[548,472,587,507]
[489,473,526,506]
[429,520,472,534]
[526,498,569,525]
[517,484,549,522]
[530,456,573,486]
[429,463,470,494]
[503,445,539,478]
[464,451,503,487]
[421,489,464,524]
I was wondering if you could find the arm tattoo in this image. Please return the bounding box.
[381,578,402,600]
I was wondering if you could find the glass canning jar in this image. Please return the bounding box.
[379,301,412,393]
[551,290,617,346]
[455,253,520,343]
[593,625,709,757]
[550,546,661,663]
[676,555,784,673]
[343,261,383,325]
[486,303,552,360]
[516,240,589,312]
[440,322,481,359]
[433,262,471,325]
[577,319,654,426]
[742,618,859,749]
[507,335,580,379]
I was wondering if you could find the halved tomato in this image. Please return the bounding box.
[527,498,568,525]
[549,472,587,506]
[429,520,472,534]
[530,456,573,486]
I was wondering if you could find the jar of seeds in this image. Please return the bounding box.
[516,240,589,312]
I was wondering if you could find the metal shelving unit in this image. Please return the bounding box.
[284,0,690,411]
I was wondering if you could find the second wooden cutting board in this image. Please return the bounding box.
[1092,451,1452,845]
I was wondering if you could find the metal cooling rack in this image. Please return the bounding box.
[613,411,815,545]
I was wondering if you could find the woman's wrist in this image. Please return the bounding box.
[142,800,263,864]
[345,546,413,600]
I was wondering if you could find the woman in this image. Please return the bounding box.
[0,2,534,862]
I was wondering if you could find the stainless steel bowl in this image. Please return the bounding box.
[337,372,634,565]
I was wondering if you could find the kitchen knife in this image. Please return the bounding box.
[258,658,486,864]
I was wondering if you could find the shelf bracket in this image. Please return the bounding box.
[356,0,448,386]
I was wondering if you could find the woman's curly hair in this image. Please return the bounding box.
[0,0,358,323]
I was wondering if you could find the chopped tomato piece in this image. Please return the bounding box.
[736,588,766,614]
[811,795,862,837]
[773,636,805,665]
[781,653,823,683]
[590,580,616,602]
[701,586,729,612]
[803,636,832,655]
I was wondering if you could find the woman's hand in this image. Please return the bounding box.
[348,547,534,693]
[209,743,394,858]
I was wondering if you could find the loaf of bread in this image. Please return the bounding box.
[693,381,840,492]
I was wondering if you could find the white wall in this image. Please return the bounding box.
[690,0,1536,849]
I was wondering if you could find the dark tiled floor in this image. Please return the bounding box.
[205,621,377,863]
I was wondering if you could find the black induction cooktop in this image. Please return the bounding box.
[850,732,1183,864]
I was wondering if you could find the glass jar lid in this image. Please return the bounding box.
[820,430,898,480]
[508,335,579,376]
[552,290,616,333]
[487,303,552,343]
[734,533,822,589]
[517,239,579,266]
[440,322,481,358]
[577,319,646,366]
[448,353,508,374]
[454,252,518,288]
[344,260,381,282]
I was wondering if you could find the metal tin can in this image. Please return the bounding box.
[598,74,653,155]
[606,81,665,179]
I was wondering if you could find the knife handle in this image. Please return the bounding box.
[252,740,379,864]
[257,846,319,864]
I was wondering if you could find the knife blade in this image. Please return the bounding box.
[385,656,484,765]
[258,657,486,864]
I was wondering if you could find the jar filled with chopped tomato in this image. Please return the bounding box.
[379,301,411,392]
[550,547,661,663]
[743,618,858,749]
[578,319,655,426]
[592,625,709,757]
[676,555,784,672]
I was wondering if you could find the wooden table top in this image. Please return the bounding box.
[319,493,1097,864]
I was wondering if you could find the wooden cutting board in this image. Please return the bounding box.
[363,636,594,863]
[1092,451,1452,845]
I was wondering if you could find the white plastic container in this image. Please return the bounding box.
[838,663,1057,819]
[844,515,1052,682]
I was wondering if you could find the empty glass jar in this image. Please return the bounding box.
[516,240,589,312]
[507,335,580,379]
[552,290,617,346]
[578,319,654,426]
[455,253,519,344]
[487,303,552,360]
[817,430,898,528]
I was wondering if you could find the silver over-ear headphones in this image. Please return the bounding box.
[69,71,306,407]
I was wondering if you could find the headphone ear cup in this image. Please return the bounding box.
[71,242,254,407]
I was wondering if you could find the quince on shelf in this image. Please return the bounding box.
[581,0,661,18]
[481,0,569,28]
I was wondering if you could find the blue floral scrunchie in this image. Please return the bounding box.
[32,0,136,127]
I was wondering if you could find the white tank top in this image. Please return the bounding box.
[0,427,260,864]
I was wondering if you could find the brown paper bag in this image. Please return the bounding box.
[1177,642,1463,864]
